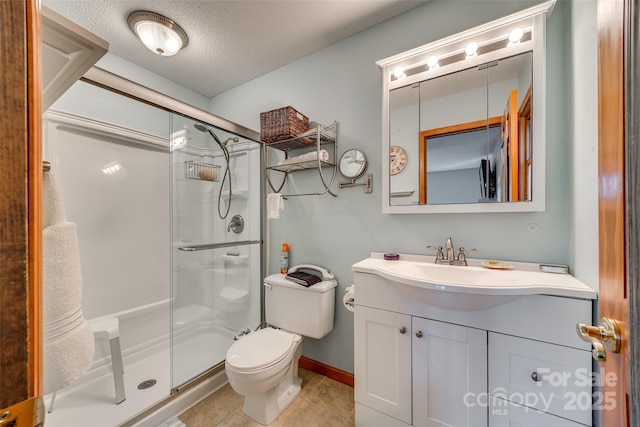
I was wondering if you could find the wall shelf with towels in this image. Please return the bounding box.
[264,122,338,197]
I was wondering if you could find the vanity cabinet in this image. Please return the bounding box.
[355,307,487,427]
[353,269,594,427]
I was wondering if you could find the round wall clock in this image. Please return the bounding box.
[390,145,408,175]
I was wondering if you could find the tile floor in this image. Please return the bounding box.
[178,368,355,427]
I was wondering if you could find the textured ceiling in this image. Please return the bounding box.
[42,0,428,98]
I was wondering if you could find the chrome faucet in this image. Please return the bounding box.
[426,237,476,266]
[445,237,455,262]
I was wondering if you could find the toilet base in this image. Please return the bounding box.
[242,375,302,425]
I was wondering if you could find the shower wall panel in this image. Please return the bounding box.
[43,111,171,371]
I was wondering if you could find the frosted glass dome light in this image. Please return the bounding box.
[128,11,188,56]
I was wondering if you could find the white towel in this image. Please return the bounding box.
[43,222,84,319]
[267,193,284,219]
[42,168,95,395]
[276,150,329,166]
[43,167,67,227]
[43,308,95,395]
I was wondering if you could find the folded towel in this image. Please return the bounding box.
[43,222,84,319]
[43,168,67,227]
[267,193,284,219]
[42,166,94,395]
[276,150,329,166]
[285,271,322,287]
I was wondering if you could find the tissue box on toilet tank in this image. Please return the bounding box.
[260,106,309,143]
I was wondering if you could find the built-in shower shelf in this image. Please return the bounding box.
[219,254,249,266]
[221,190,249,201]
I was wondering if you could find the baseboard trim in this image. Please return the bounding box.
[299,356,354,388]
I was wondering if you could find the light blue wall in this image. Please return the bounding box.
[209,0,597,374]
[564,0,599,288]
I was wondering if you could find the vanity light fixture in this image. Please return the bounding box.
[427,55,439,70]
[508,27,524,44]
[393,66,406,79]
[465,41,478,57]
[127,10,189,56]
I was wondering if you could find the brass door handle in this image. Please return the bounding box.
[576,317,621,362]
[0,396,44,426]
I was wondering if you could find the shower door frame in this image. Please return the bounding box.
[79,66,267,389]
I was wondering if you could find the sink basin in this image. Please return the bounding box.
[352,253,597,311]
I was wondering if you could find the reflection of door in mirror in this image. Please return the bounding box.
[518,87,533,200]
[502,89,519,201]
[420,118,502,205]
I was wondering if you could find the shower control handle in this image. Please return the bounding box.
[227,215,244,233]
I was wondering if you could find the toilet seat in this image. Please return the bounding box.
[226,328,300,373]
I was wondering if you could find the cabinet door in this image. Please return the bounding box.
[412,317,488,427]
[355,306,412,425]
[489,333,592,425]
[489,397,587,427]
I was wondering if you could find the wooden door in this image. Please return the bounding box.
[0,0,42,407]
[597,0,631,425]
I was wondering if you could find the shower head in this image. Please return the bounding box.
[193,123,208,132]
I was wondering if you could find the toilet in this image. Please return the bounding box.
[225,267,337,425]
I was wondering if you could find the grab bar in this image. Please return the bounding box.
[178,239,262,252]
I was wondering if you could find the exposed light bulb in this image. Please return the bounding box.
[465,42,478,57]
[509,27,524,44]
[427,56,439,69]
[393,66,405,79]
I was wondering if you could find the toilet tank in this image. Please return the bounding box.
[264,272,337,339]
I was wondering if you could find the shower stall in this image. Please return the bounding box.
[42,72,264,426]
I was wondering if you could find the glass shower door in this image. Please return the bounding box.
[169,113,262,388]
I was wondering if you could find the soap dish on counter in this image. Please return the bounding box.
[481,260,514,270]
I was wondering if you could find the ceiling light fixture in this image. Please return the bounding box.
[127,10,188,56]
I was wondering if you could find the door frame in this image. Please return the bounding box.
[0,0,42,407]
[625,0,640,424]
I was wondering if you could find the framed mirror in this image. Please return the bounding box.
[378,1,555,213]
[339,149,368,179]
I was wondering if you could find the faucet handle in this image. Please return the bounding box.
[457,247,477,265]
[426,245,444,260]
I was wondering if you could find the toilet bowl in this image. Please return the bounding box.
[225,268,337,425]
[226,328,302,425]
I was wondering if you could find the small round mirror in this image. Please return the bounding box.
[339,149,367,179]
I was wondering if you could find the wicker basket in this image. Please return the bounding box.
[260,106,309,143]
